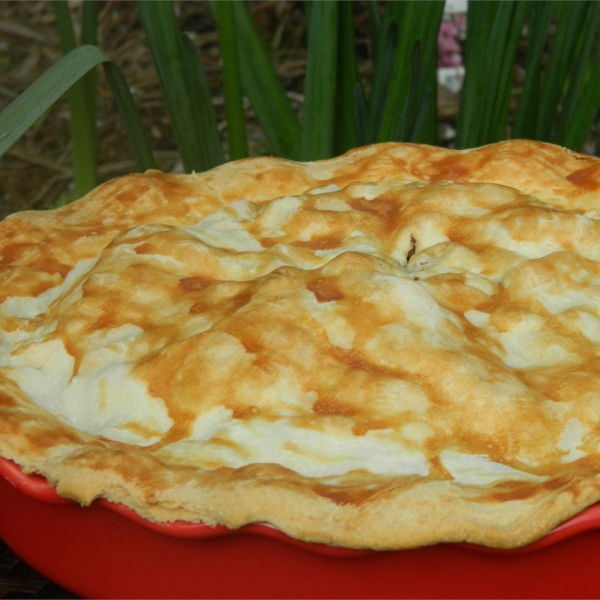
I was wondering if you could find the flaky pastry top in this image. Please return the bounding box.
[1,140,600,550]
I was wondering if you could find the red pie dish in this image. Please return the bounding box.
[1,456,600,599]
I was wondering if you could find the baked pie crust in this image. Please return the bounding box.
[1,140,600,550]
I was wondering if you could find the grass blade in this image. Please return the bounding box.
[366,0,382,47]
[213,0,247,160]
[80,0,100,133]
[179,33,224,168]
[138,0,222,172]
[376,1,444,144]
[561,53,600,151]
[511,1,555,140]
[456,1,527,148]
[81,1,100,44]
[486,1,528,143]
[553,1,600,145]
[104,63,156,172]
[0,45,104,158]
[54,0,98,198]
[354,82,369,147]
[394,40,435,143]
[409,89,434,144]
[536,1,588,142]
[0,45,155,174]
[455,1,494,147]
[334,1,359,154]
[300,1,338,160]
[374,3,413,142]
[231,0,301,159]
[365,11,398,143]
[54,0,77,52]
[402,1,444,144]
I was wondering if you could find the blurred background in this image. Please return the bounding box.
[0,0,599,219]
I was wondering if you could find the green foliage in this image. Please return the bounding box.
[300,1,339,161]
[230,0,301,159]
[334,1,359,155]
[137,0,223,173]
[1,0,599,208]
[212,0,248,160]
[455,1,528,148]
[53,0,99,199]
[373,1,445,144]
[459,0,600,150]
[514,1,600,151]
[335,1,444,149]
[0,45,154,174]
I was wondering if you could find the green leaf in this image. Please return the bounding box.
[511,1,555,140]
[54,0,98,198]
[81,1,100,45]
[104,62,157,172]
[80,0,100,131]
[456,1,527,148]
[138,0,222,172]
[374,8,413,142]
[300,1,339,161]
[366,0,383,46]
[455,1,494,147]
[0,45,104,156]
[536,1,588,142]
[54,0,77,54]
[553,1,600,145]
[486,1,528,142]
[400,1,444,144]
[354,82,369,147]
[214,0,248,160]
[231,0,301,159]
[0,45,155,173]
[334,0,359,154]
[561,53,600,151]
[179,33,224,168]
[394,40,436,143]
[365,11,398,143]
[376,1,444,144]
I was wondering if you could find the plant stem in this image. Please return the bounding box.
[54,0,98,199]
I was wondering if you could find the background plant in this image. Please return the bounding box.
[0,0,599,215]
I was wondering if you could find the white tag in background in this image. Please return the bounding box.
[438,66,465,95]
[444,0,468,14]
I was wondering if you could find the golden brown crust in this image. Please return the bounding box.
[1,140,600,550]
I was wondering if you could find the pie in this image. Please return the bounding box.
[1,139,600,550]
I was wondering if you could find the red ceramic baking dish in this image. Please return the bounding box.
[1,456,600,599]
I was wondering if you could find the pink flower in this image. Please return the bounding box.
[438,20,462,67]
